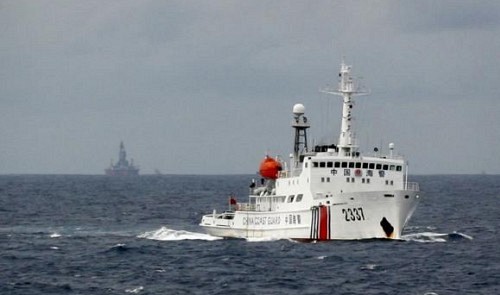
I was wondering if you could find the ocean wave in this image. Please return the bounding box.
[104,243,129,253]
[360,263,378,270]
[125,286,144,293]
[402,231,473,243]
[137,226,221,241]
[49,232,61,238]
[245,236,284,243]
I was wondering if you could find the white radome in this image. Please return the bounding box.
[293,103,305,116]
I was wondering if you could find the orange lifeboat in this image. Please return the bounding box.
[259,156,282,180]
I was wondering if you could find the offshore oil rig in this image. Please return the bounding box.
[105,141,139,176]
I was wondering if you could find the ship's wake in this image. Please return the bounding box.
[402,231,473,243]
[245,236,287,243]
[137,226,222,241]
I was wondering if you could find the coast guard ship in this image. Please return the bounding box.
[200,61,421,240]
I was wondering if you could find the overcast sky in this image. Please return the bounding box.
[1,0,499,175]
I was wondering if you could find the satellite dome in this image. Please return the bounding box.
[293,103,305,115]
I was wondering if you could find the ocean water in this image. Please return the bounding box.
[0,174,498,294]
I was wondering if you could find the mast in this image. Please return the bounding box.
[321,60,369,157]
[118,141,129,166]
[291,103,310,170]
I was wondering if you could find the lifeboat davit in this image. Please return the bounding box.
[259,156,282,180]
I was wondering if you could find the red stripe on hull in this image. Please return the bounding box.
[319,206,328,240]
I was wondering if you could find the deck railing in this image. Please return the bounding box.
[405,182,419,191]
[238,203,257,211]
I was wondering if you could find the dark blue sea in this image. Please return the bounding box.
[1,174,498,295]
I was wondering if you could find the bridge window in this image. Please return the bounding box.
[327,162,333,168]
[320,162,326,168]
[362,163,368,169]
[390,165,395,171]
[355,162,362,168]
[334,162,340,168]
[341,162,348,168]
[376,164,382,170]
[349,162,355,168]
[396,166,402,171]
[287,195,295,203]
[369,163,375,169]
[383,164,389,170]
[296,194,303,202]
[313,162,318,168]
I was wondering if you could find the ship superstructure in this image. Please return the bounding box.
[200,61,420,240]
[105,141,139,176]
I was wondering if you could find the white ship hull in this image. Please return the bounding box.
[201,190,419,240]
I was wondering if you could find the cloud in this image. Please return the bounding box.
[1,0,500,174]
[389,0,500,33]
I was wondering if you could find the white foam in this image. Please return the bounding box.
[137,227,221,241]
[402,231,473,243]
[361,264,377,270]
[452,231,473,240]
[50,232,61,238]
[402,232,448,243]
[245,236,283,243]
[125,286,144,293]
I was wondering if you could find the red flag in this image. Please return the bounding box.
[229,197,237,205]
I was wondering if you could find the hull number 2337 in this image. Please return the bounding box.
[342,208,365,222]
